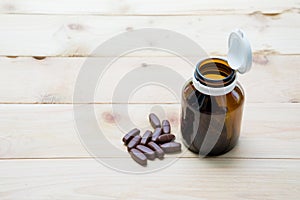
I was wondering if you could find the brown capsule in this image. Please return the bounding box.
[130,148,147,166]
[157,134,175,144]
[140,130,152,145]
[160,142,181,153]
[136,145,156,160]
[122,128,140,145]
[148,141,164,159]
[162,120,171,134]
[127,135,141,150]
[149,113,161,128]
[151,127,162,142]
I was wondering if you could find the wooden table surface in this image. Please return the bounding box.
[0,1,299,199]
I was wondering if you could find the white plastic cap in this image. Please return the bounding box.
[227,29,252,74]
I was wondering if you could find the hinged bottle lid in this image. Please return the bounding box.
[227,29,252,74]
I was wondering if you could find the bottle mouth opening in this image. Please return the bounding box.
[194,58,236,88]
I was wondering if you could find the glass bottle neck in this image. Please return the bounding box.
[193,58,237,96]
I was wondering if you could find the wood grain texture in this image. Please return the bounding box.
[0,0,298,15]
[0,1,299,199]
[0,158,299,199]
[0,103,299,159]
[0,13,299,56]
[0,55,299,104]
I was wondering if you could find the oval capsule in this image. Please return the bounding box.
[162,120,171,134]
[130,148,147,166]
[149,113,161,128]
[136,145,156,160]
[127,135,141,151]
[148,141,164,159]
[157,134,175,144]
[140,130,152,145]
[122,128,140,145]
[151,128,162,142]
[160,142,181,153]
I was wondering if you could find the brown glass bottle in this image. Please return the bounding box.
[181,58,245,156]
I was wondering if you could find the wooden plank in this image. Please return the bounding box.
[0,103,299,159]
[0,13,299,56]
[0,0,298,15]
[0,55,299,104]
[0,158,299,199]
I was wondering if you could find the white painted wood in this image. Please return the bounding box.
[0,55,299,103]
[0,13,298,56]
[0,103,299,159]
[0,158,299,199]
[0,0,298,15]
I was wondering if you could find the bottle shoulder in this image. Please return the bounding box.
[182,79,244,112]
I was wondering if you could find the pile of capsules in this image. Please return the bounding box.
[122,113,181,166]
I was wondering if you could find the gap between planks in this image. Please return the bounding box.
[0,0,298,15]
[2,53,300,58]
[0,102,299,105]
[1,9,299,16]
[0,157,299,161]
